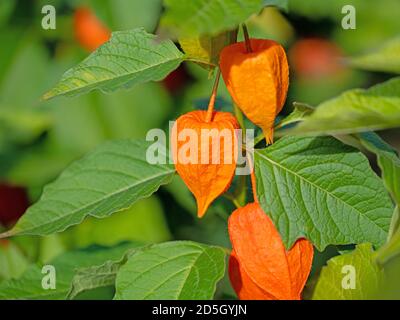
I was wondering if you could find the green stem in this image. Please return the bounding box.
[229,28,239,44]
[224,27,250,208]
[233,103,245,131]
[233,175,247,206]
[224,193,242,209]
[205,68,221,122]
[242,24,252,53]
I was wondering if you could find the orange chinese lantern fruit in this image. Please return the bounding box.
[171,110,239,218]
[220,39,289,144]
[228,202,313,300]
[229,251,276,300]
[74,7,111,52]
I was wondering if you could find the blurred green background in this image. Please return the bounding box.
[0,0,399,298]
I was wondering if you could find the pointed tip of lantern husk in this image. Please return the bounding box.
[263,128,274,145]
[197,206,208,218]
[196,198,211,218]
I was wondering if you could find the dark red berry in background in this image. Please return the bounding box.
[289,38,345,78]
[162,65,191,94]
[0,183,29,227]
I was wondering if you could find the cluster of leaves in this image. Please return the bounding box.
[1,0,400,300]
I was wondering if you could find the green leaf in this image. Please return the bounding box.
[163,0,286,36]
[180,31,233,68]
[276,102,314,130]
[388,206,400,240]
[67,262,119,299]
[64,196,171,248]
[0,140,175,238]
[255,135,394,250]
[38,234,67,264]
[0,0,16,27]
[280,77,400,136]
[43,28,184,100]
[89,0,162,32]
[114,241,226,300]
[7,82,172,189]
[0,243,139,300]
[376,207,400,265]
[358,132,400,205]
[0,35,50,107]
[162,0,289,36]
[350,37,400,74]
[263,0,288,11]
[0,107,51,145]
[378,251,400,299]
[0,241,29,281]
[312,244,383,300]
[67,247,138,300]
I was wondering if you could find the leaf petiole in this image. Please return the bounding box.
[242,24,252,53]
[205,68,221,122]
